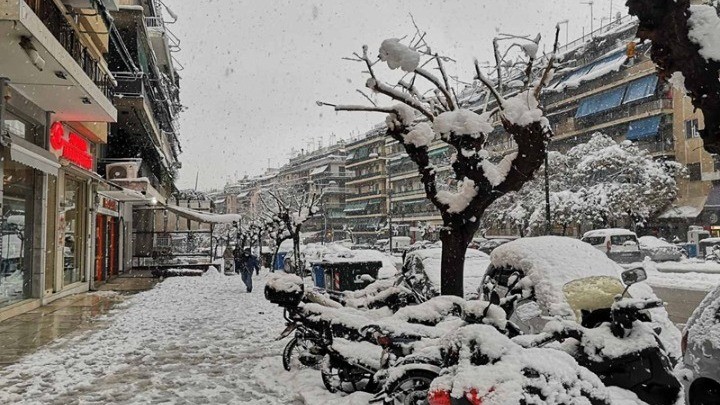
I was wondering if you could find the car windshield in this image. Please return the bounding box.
[581,236,605,246]
[562,276,626,320]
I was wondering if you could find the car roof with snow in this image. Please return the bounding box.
[406,248,490,294]
[638,235,674,248]
[489,236,623,317]
[582,228,637,238]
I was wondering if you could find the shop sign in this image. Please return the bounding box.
[49,122,93,170]
[97,195,120,216]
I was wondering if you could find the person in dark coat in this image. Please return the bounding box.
[235,247,260,292]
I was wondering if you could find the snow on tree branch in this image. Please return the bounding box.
[319,27,559,295]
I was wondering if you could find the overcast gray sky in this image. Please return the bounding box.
[164,0,625,191]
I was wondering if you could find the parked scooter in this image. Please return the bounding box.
[515,268,682,405]
[320,324,425,394]
[369,299,513,404]
[277,306,327,371]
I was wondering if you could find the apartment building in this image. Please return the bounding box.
[0,0,120,319]
[344,128,388,244]
[483,17,710,238]
[101,0,183,270]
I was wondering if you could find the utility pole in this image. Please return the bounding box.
[582,1,594,35]
[544,147,551,236]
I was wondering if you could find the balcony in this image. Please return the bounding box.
[0,0,116,122]
[144,16,180,73]
[114,74,178,169]
[312,171,355,180]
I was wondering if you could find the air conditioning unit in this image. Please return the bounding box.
[106,162,141,181]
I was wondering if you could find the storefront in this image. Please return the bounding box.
[0,85,58,313]
[95,195,120,283]
[47,122,98,297]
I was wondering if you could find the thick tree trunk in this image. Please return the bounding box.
[292,234,301,276]
[439,222,478,297]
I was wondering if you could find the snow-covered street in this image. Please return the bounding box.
[0,269,369,404]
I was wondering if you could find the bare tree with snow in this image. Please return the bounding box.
[626,0,720,153]
[320,27,560,296]
[260,186,321,275]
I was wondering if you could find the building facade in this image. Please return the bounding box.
[0,0,120,319]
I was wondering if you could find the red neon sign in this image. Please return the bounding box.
[50,122,93,170]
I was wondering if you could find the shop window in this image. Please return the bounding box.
[1,158,36,307]
[687,162,702,181]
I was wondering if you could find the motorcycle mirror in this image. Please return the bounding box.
[621,267,647,286]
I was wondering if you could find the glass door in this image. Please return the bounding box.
[62,177,85,286]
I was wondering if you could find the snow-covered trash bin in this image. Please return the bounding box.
[264,273,305,307]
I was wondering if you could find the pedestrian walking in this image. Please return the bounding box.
[234,247,259,293]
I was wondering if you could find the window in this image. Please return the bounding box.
[581,236,605,246]
[688,162,701,181]
[685,119,700,139]
[610,235,638,245]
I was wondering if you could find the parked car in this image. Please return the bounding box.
[638,235,685,262]
[679,283,720,405]
[472,237,512,255]
[403,248,490,299]
[581,228,643,263]
[481,235,681,361]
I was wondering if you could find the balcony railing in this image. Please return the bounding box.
[24,0,114,100]
[349,190,385,198]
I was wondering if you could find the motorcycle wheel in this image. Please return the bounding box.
[283,337,322,371]
[321,354,376,394]
[321,355,338,393]
[383,370,437,405]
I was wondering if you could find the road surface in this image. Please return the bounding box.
[652,286,709,326]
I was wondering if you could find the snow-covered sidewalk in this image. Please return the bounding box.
[0,269,368,404]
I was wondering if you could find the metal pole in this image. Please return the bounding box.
[544,143,551,235]
[387,164,393,253]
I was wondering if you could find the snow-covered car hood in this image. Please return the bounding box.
[490,236,621,317]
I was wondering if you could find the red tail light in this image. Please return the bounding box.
[466,388,484,405]
[681,331,688,355]
[375,334,392,347]
[428,389,452,405]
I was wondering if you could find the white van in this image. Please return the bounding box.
[581,228,643,263]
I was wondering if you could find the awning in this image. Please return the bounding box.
[309,165,329,176]
[163,204,241,224]
[575,86,626,118]
[658,196,706,219]
[623,75,658,104]
[344,201,368,213]
[627,116,662,141]
[552,50,627,92]
[9,136,60,176]
[98,188,150,203]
